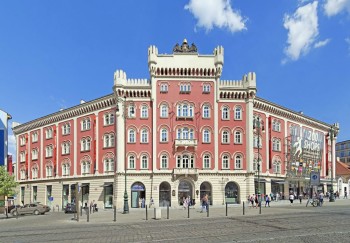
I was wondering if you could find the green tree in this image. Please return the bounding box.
[0,166,18,217]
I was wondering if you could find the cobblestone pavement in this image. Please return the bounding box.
[1,199,349,243]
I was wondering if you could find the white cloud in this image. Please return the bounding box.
[283,1,319,61]
[324,0,350,16]
[314,38,331,48]
[184,0,247,33]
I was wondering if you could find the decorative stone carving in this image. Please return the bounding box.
[173,39,198,53]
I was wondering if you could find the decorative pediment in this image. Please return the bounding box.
[173,39,197,53]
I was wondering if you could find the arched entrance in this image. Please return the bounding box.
[131,182,146,208]
[225,181,239,204]
[200,182,212,205]
[159,182,171,207]
[178,180,193,205]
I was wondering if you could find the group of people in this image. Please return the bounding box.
[247,193,273,208]
[138,197,154,208]
[89,200,98,213]
[182,196,193,209]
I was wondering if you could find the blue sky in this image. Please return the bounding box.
[1,0,350,160]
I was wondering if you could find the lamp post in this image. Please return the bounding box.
[115,95,130,214]
[329,123,339,202]
[253,117,264,214]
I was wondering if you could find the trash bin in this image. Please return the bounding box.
[154,208,161,219]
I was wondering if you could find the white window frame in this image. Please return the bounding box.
[203,84,210,93]
[222,106,229,120]
[32,132,38,143]
[222,130,230,144]
[62,142,70,155]
[273,161,281,174]
[62,164,70,176]
[81,138,91,151]
[160,83,168,93]
[161,155,168,169]
[62,123,71,135]
[141,105,148,118]
[222,155,229,169]
[32,167,38,179]
[20,152,25,162]
[32,149,38,160]
[160,128,168,142]
[81,161,90,175]
[177,127,194,140]
[203,154,210,169]
[81,118,91,131]
[234,131,242,144]
[177,103,194,118]
[128,155,135,169]
[20,169,26,180]
[141,129,148,143]
[235,155,242,169]
[104,133,115,148]
[104,158,114,173]
[45,146,53,158]
[128,105,136,118]
[104,113,115,126]
[46,166,53,178]
[176,154,194,168]
[46,128,53,139]
[272,138,281,151]
[203,105,210,118]
[234,106,242,120]
[128,129,136,143]
[160,104,168,118]
[203,129,210,143]
[141,155,148,169]
[180,83,191,93]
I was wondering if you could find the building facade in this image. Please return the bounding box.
[0,109,12,170]
[13,40,338,210]
[336,140,350,163]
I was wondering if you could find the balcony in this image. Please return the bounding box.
[175,139,197,150]
[172,168,199,181]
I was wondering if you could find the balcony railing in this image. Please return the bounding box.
[172,168,198,180]
[175,139,197,150]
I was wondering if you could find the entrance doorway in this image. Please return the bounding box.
[225,182,239,204]
[131,182,145,208]
[178,180,193,205]
[200,182,212,205]
[159,182,171,207]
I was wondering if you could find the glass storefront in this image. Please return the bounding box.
[225,182,239,204]
[131,182,145,208]
[33,186,37,203]
[178,180,193,206]
[46,185,52,207]
[62,185,69,208]
[104,183,113,208]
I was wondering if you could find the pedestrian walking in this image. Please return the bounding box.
[298,194,303,204]
[289,194,294,205]
[344,191,348,199]
[265,195,270,207]
[319,192,324,206]
[149,197,154,208]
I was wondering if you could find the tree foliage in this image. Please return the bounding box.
[0,166,18,196]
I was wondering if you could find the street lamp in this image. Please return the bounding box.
[115,95,132,214]
[329,123,339,202]
[253,116,264,214]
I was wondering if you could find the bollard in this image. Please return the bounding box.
[86,208,89,222]
[207,203,209,217]
[16,207,18,220]
[226,202,228,217]
[146,205,148,220]
[167,205,169,219]
[188,204,190,218]
[113,205,117,222]
[243,202,245,215]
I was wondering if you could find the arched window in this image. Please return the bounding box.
[81,137,91,151]
[161,154,168,169]
[222,106,229,120]
[104,158,114,172]
[234,106,242,120]
[62,142,70,155]
[235,155,242,169]
[272,120,281,132]
[203,105,210,118]
[32,167,38,179]
[177,103,194,118]
[222,155,229,169]
[81,161,90,174]
[273,160,281,174]
[203,154,211,169]
[160,128,168,142]
[141,129,148,143]
[272,138,281,151]
[141,105,148,118]
[177,127,194,139]
[141,155,148,169]
[234,131,242,144]
[81,118,91,131]
[62,123,71,135]
[104,133,115,148]
[104,113,115,125]
[128,129,136,143]
[128,155,135,169]
[222,130,230,144]
[176,154,194,168]
[203,129,210,143]
[160,104,168,118]
[62,164,70,176]
[46,166,53,178]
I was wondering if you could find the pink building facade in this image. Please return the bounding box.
[13,40,338,209]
